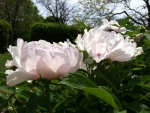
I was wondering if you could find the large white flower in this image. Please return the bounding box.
[5,38,83,87]
[75,27,143,63]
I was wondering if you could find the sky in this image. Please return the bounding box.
[32,0,145,18]
[32,0,79,18]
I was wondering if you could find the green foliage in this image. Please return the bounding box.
[45,16,63,23]
[0,0,44,43]
[13,0,44,42]
[30,22,83,43]
[1,18,150,113]
[0,20,12,53]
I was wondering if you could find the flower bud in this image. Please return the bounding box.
[136,33,143,43]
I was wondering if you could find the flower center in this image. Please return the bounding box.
[97,53,101,58]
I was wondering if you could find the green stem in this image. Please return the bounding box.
[131,92,150,103]
[0,89,23,104]
[44,80,52,113]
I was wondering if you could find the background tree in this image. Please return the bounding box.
[0,0,43,43]
[77,0,150,29]
[44,16,62,23]
[110,0,150,29]
[36,0,76,24]
[75,0,121,26]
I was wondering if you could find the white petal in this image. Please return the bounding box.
[5,60,15,68]
[6,69,38,87]
[9,47,21,68]
[17,38,24,57]
[5,69,14,74]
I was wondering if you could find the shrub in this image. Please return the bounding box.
[30,22,83,43]
[0,20,12,53]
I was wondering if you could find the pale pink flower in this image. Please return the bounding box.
[75,27,143,63]
[5,38,83,87]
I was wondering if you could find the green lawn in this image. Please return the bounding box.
[0,53,12,75]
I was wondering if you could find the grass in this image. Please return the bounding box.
[0,53,12,75]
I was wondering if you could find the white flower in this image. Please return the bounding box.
[76,28,108,63]
[75,26,143,63]
[6,38,83,87]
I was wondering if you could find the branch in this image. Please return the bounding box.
[110,11,143,25]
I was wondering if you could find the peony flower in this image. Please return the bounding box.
[75,26,143,63]
[5,38,83,87]
[76,27,110,63]
[100,19,127,34]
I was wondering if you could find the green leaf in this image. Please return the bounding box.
[121,78,141,89]
[16,89,33,100]
[60,72,98,88]
[25,93,44,113]
[123,101,146,112]
[74,19,89,29]
[119,91,142,99]
[114,110,127,113]
[144,33,150,41]
[119,16,130,26]
[137,84,150,89]
[0,86,15,94]
[132,68,143,71]
[59,72,119,109]
[139,109,150,113]
[92,70,117,91]
[81,87,118,109]
[144,40,150,46]
[53,91,82,111]
[0,97,7,112]
[140,75,150,82]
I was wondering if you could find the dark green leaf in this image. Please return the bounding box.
[25,93,44,113]
[121,78,141,89]
[140,75,150,82]
[53,91,82,111]
[0,97,7,112]
[60,72,97,88]
[114,110,127,113]
[92,70,117,91]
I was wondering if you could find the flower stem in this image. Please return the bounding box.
[131,92,150,103]
[44,80,52,113]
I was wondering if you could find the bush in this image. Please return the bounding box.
[30,22,83,43]
[0,20,12,53]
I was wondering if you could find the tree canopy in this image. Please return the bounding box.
[36,0,76,24]
[0,0,43,42]
[75,0,119,26]
[110,0,150,29]
[76,0,150,28]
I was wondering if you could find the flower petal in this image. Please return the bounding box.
[6,69,38,87]
[5,60,15,68]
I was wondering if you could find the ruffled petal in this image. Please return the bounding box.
[6,69,38,87]
[5,60,15,68]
